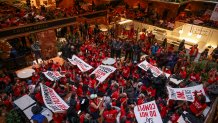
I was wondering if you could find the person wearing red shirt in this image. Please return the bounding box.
[89,94,103,120]
[98,82,108,96]
[170,111,180,123]
[137,93,145,105]
[89,74,97,94]
[103,104,119,123]
[53,113,64,123]
[159,103,168,118]
[35,92,44,105]
[118,76,126,87]
[189,72,201,82]
[189,93,207,117]
[147,86,156,98]
[149,57,157,66]
[140,32,146,41]
[189,44,199,61]
[111,85,119,106]
[122,65,130,79]
[168,44,174,53]
[179,67,187,79]
[163,67,172,74]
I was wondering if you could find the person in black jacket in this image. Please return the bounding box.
[124,40,133,61]
[132,41,142,63]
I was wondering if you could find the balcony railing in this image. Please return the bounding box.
[0,10,107,39]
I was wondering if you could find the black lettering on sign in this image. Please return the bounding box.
[49,105,60,111]
[42,85,52,104]
[145,118,154,123]
[99,66,113,73]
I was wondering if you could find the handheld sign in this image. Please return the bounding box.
[40,83,69,113]
[134,100,163,123]
[90,65,116,82]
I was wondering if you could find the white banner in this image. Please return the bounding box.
[40,83,69,113]
[167,84,210,102]
[134,101,163,123]
[210,3,218,21]
[43,71,63,81]
[90,65,116,82]
[138,60,169,77]
[68,55,93,72]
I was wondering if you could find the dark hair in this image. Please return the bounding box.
[31,105,42,114]
[90,74,95,79]
[199,95,206,103]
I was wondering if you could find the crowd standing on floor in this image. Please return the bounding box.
[0,24,218,123]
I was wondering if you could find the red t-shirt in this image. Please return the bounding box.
[180,70,187,79]
[89,100,98,113]
[137,98,144,105]
[32,75,40,84]
[171,113,180,123]
[140,33,146,40]
[147,87,156,97]
[164,69,172,74]
[89,79,97,89]
[190,97,207,115]
[53,114,64,123]
[111,91,119,100]
[122,67,130,78]
[35,92,44,105]
[189,73,201,82]
[168,46,174,53]
[103,109,118,123]
[160,105,168,118]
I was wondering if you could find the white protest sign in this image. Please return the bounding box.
[134,100,163,123]
[210,3,218,21]
[68,55,93,72]
[167,84,210,102]
[67,58,76,65]
[90,65,116,82]
[43,71,63,81]
[138,60,163,77]
[40,83,69,113]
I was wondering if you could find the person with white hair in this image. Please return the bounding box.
[89,94,103,122]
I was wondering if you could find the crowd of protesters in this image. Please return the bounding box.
[0,22,218,123]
